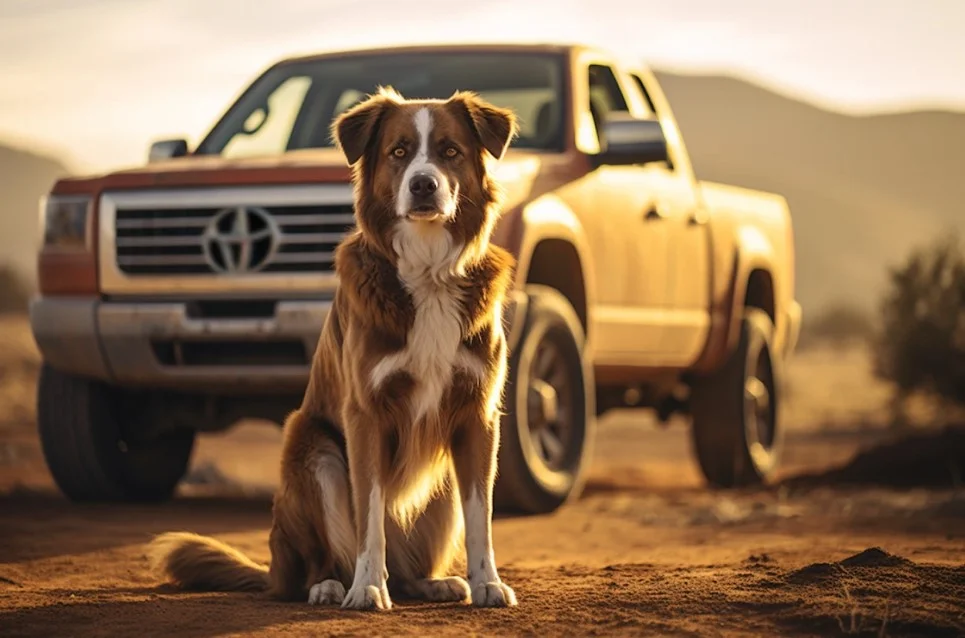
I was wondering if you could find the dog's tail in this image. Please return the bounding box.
[148,532,269,593]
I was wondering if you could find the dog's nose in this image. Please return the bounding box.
[409,174,439,197]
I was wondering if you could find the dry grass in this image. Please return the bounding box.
[785,342,960,432]
[784,344,894,431]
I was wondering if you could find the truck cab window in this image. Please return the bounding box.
[333,89,365,116]
[587,64,628,135]
[198,53,566,155]
[629,74,659,118]
[221,75,313,160]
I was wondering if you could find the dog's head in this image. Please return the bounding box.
[332,87,517,266]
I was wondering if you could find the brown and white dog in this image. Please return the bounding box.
[149,88,520,611]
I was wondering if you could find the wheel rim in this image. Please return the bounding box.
[526,337,574,471]
[744,345,777,469]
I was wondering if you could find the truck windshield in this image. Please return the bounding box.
[196,51,565,159]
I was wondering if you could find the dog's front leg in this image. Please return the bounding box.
[453,417,518,607]
[341,421,392,611]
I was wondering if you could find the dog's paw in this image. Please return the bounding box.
[308,579,345,605]
[471,581,517,607]
[408,576,471,603]
[341,582,392,611]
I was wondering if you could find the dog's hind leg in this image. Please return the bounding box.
[266,514,306,601]
[387,471,470,603]
[268,498,348,606]
[306,434,355,605]
[271,410,356,605]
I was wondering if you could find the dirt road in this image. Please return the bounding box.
[1,316,963,636]
[2,413,964,637]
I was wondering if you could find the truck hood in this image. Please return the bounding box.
[52,148,552,207]
[53,148,354,193]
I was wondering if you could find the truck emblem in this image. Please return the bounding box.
[201,206,280,274]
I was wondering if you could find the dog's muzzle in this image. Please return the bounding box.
[406,173,443,220]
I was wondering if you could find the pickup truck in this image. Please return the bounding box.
[31,43,801,514]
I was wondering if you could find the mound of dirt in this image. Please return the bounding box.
[784,424,965,489]
[787,548,914,585]
[839,547,914,569]
[778,548,965,637]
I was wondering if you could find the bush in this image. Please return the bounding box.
[874,232,965,408]
[0,265,29,314]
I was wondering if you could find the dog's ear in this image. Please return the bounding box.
[448,91,518,161]
[331,87,400,165]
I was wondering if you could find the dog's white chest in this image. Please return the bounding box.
[406,281,465,415]
[368,225,485,421]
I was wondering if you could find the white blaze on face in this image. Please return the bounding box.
[395,107,456,219]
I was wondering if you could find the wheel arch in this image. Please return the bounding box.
[513,195,596,349]
[695,224,781,374]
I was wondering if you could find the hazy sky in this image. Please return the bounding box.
[1,0,962,172]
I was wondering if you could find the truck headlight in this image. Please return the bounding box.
[40,195,91,250]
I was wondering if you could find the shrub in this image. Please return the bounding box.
[0,265,29,314]
[874,232,965,408]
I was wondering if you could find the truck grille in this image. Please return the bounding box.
[114,204,356,275]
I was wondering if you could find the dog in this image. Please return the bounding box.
[149,87,520,611]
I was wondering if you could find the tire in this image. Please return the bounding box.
[494,285,596,514]
[689,308,784,488]
[37,364,196,503]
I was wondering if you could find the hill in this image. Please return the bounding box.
[655,70,965,315]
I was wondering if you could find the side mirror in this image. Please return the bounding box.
[148,138,189,163]
[595,114,668,167]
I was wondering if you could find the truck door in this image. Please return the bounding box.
[628,72,712,367]
[582,62,674,364]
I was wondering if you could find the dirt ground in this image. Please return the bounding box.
[1,316,963,637]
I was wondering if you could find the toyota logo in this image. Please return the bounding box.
[202,206,280,274]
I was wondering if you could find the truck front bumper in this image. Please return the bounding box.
[30,297,331,394]
[30,292,527,396]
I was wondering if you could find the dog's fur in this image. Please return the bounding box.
[149,87,520,610]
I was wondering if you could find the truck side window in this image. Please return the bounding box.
[333,89,365,116]
[587,64,628,135]
[629,74,659,118]
[629,72,674,171]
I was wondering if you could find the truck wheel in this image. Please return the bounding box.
[689,308,784,488]
[494,285,596,514]
[37,365,195,503]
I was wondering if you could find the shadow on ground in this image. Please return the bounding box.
[0,493,273,563]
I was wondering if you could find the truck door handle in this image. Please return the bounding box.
[687,210,708,226]
[643,207,661,221]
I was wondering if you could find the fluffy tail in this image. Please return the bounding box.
[149,532,269,593]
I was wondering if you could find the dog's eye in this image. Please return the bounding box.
[392,147,407,159]
[444,146,459,158]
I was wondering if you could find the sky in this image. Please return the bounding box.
[1,0,963,173]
